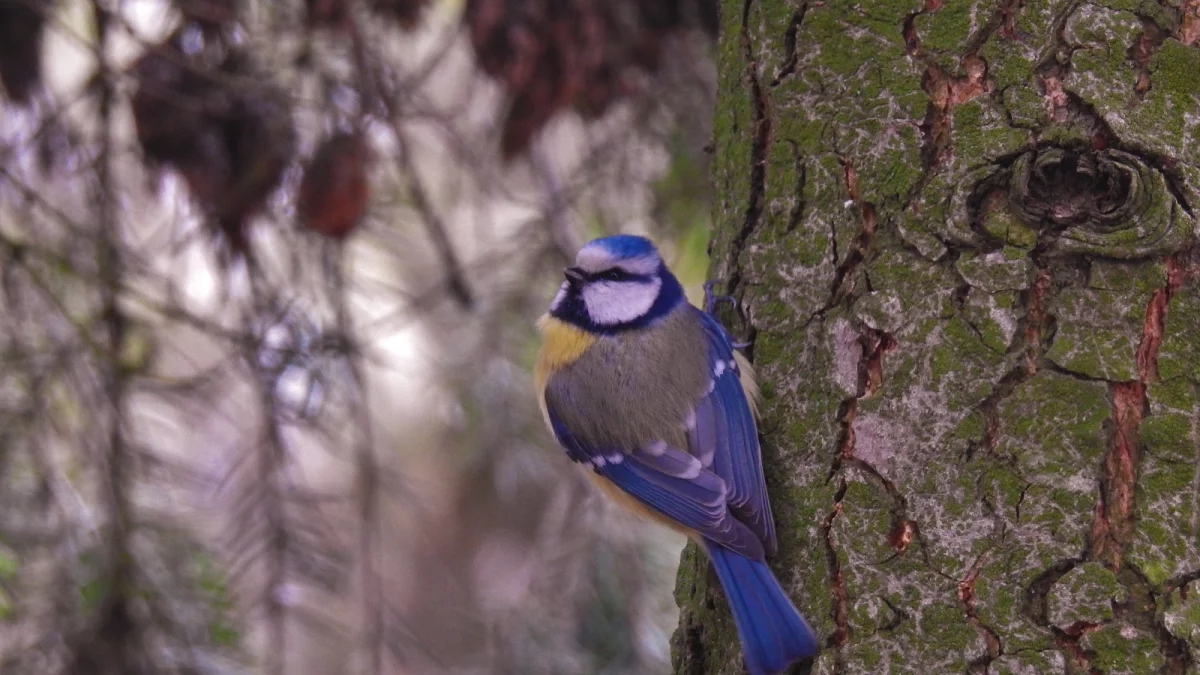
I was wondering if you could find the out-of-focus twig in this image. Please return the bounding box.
[346,10,473,309]
[88,0,142,670]
[530,143,582,262]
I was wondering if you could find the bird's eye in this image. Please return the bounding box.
[598,269,625,282]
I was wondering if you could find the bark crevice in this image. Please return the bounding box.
[725,0,772,301]
[769,3,808,88]
[827,159,877,309]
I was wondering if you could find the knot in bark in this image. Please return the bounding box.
[992,146,1192,259]
[1009,148,1130,229]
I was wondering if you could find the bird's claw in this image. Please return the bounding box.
[704,280,753,351]
[703,280,738,315]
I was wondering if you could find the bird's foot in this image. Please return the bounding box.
[703,280,738,315]
[704,280,753,350]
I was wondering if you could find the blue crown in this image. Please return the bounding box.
[587,234,659,259]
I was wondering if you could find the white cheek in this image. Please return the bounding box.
[616,255,659,276]
[548,282,569,311]
[582,278,662,325]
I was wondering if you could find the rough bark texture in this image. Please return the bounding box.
[672,1,1200,673]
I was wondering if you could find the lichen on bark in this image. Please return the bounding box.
[674,0,1200,673]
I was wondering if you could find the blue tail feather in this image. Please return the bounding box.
[706,541,819,675]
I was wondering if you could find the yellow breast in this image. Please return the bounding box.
[534,314,597,422]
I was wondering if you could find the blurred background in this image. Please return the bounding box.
[0,1,718,673]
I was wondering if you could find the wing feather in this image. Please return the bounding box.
[694,308,777,553]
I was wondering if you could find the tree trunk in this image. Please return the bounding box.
[673,1,1200,673]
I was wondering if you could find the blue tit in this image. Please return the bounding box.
[534,234,818,675]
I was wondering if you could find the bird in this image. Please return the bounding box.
[534,234,819,675]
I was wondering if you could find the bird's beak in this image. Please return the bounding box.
[564,267,586,285]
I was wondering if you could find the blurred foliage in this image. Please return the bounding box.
[0,1,716,674]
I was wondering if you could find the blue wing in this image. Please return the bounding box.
[543,306,775,559]
[693,307,777,553]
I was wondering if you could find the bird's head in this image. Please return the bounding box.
[548,235,685,333]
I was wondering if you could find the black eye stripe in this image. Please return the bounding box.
[587,268,651,282]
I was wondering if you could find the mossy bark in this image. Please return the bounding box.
[672,1,1200,673]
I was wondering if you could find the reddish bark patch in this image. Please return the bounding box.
[1130,19,1168,98]
[827,159,877,305]
[919,66,953,167]
[917,58,992,169]
[949,55,992,105]
[861,330,896,397]
[1092,255,1183,566]
[1023,268,1051,370]
[836,400,858,462]
[957,550,1003,664]
[1137,256,1183,381]
[841,157,859,202]
[1093,380,1145,569]
[821,481,851,648]
[1179,0,1200,45]
[1040,75,1071,122]
[887,517,915,555]
[1055,621,1104,675]
[998,0,1022,40]
[904,0,994,169]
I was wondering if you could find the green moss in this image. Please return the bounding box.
[1084,624,1165,672]
[865,246,957,322]
[956,250,1033,292]
[953,99,1029,161]
[916,603,976,666]
[979,37,1038,93]
[960,288,1019,353]
[1045,287,1150,380]
[1087,260,1167,293]
[1093,0,1173,25]
[1036,124,1095,148]
[1163,588,1200,649]
[847,640,884,668]
[1000,84,1047,128]
[1100,38,1200,158]
[996,372,1108,553]
[686,0,1200,671]
[980,207,1035,249]
[991,651,1067,674]
[1048,563,1121,625]
[1148,38,1200,101]
[1062,6,1141,127]
[807,10,867,76]
[1156,283,1200,381]
[977,460,1031,521]
[934,315,1002,400]
[913,0,974,52]
[953,410,985,440]
[1141,559,1172,586]
[860,126,925,204]
[1129,386,1198,577]
[1140,411,1193,463]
